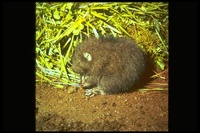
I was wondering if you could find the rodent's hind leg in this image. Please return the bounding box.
[85,87,106,97]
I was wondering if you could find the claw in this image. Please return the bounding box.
[85,88,106,97]
[85,89,98,97]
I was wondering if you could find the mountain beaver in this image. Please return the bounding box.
[71,36,146,96]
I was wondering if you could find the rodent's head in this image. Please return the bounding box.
[71,50,93,75]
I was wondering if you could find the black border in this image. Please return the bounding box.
[3,2,35,131]
[3,2,197,131]
[169,2,197,131]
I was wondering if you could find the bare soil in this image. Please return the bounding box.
[36,66,168,131]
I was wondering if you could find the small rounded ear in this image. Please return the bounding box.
[83,52,92,61]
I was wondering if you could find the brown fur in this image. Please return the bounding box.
[71,36,146,95]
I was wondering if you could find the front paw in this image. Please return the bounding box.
[81,82,93,89]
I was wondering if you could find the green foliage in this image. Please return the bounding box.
[36,2,168,88]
